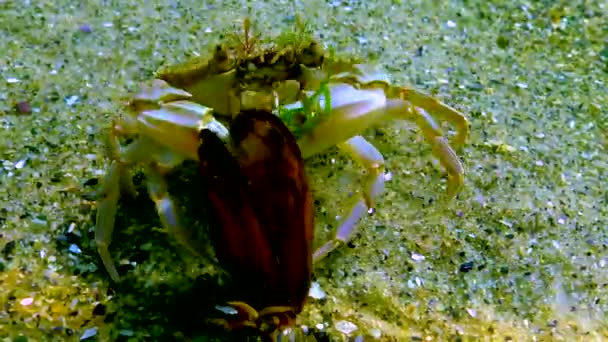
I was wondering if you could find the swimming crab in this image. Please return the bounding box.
[94,17,468,323]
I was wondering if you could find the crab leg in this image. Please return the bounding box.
[331,64,468,146]
[383,83,467,197]
[296,83,464,198]
[96,137,206,280]
[312,135,385,263]
[94,88,233,281]
[392,87,469,147]
[143,163,204,258]
[95,125,139,282]
[95,160,122,282]
[383,98,465,198]
[95,159,204,282]
[295,83,465,261]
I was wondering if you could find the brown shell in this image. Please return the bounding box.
[197,109,313,313]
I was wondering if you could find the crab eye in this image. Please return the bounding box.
[299,41,325,67]
[213,45,229,62]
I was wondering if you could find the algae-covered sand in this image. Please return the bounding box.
[1,0,607,340]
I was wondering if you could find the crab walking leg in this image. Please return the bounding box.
[95,129,139,282]
[428,132,464,198]
[144,164,204,258]
[312,135,385,264]
[133,103,229,254]
[332,65,469,146]
[297,83,464,198]
[390,87,467,196]
[95,160,122,282]
[393,87,469,147]
[94,96,230,280]
[107,122,139,199]
[385,99,465,198]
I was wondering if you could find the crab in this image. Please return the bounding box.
[93,17,468,333]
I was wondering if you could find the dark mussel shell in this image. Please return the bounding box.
[197,109,313,317]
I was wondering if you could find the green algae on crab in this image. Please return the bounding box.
[1,0,607,340]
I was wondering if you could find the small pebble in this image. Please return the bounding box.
[68,244,82,254]
[20,297,34,306]
[215,305,238,315]
[15,101,32,114]
[118,330,134,336]
[357,36,368,45]
[335,320,357,335]
[80,327,98,340]
[411,253,425,261]
[78,24,92,33]
[308,281,326,299]
[369,328,382,338]
[67,223,77,234]
[31,217,48,228]
[383,171,392,181]
[65,95,80,106]
[459,261,475,273]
